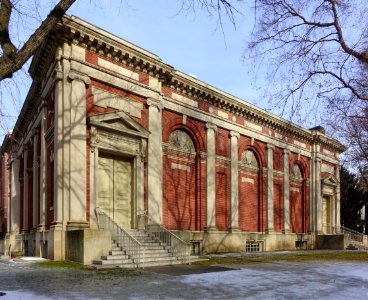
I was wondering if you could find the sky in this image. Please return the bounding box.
[67,0,264,101]
[0,0,300,145]
[1,0,271,143]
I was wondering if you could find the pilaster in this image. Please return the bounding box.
[266,143,274,233]
[67,71,90,225]
[32,129,39,228]
[147,98,163,224]
[283,149,290,233]
[315,157,322,233]
[229,130,239,231]
[23,148,28,231]
[10,157,20,233]
[335,164,341,233]
[206,122,217,231]
[39,101,47,228]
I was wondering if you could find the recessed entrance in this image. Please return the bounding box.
[98,153,133,229]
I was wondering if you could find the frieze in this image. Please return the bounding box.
[25,15,346,158]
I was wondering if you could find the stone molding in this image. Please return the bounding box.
[67,71,91,86]
[206,122,218,132]
[146,98,164,111]
[229,130,240,139]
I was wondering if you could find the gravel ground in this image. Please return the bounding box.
[1,256,368,299]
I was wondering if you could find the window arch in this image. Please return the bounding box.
[241,149,259,168]
[291,164,303,179]
[290,163,306,233]
[168,130,195,153]
[239,148,263,232]
[164,129,201,231]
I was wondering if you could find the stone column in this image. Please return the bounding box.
[89,127,98,229]
[309,157,314,233]
[67,72,90,226]
[283,149,290,233]
[147,98,163,224]
[206,122,217,231]
[53,75,64,226]
[266,144,275,233]
[137,140,146,216]
[36,103,47,257]
[23,148,29,231]
[32,130,39,229]
[229,130,239,231]
[315,157,322,233]
[51,68,66,261]
[6,161,11,235]
[335,164,341,233]
[39,102,47,228]
[10,156,20,233]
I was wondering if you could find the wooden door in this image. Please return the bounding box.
[98,153,133,228]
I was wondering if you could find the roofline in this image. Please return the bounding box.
[14,14,347,154]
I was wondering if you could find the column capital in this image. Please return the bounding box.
[206,122,217,132]
[315,158,322,164]
[283,149,290,155]
[146,98,163,111]
[267,143,275,150]
[32,128,39,137]
[229,130,240,139]
[68,71,90,86]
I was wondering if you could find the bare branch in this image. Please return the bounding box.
[0,0,17,58]
[0,0,76,80]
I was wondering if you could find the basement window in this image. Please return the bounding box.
[190,241,201,255]
[245,241,262,252]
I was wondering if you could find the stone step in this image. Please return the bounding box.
[120,245,166,251]
[136,259,183,268]
[95,229,189,269]
[109,250,125,255]
[93,258,134,265]
[101,254,130,260]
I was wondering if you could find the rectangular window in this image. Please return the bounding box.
[245,241,262,252]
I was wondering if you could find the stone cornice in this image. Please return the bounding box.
[3,14,345,156]
[60,16,174,82]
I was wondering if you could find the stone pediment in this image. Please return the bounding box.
[321,174,338,195]
[88,111,149,139]
[321,174,338,186]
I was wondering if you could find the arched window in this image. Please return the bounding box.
[164,129,201,230]
[291,164,303,179]
[168,130,195,153]
[241,150,259,168]
[290,163,305,233]
[239,149,263,232]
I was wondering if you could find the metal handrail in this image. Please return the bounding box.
[339,225,364,244]
[137,212,191,263]
[95,208,145,267]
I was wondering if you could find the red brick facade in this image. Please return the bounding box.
[0,16,345,258]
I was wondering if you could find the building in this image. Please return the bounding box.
[0,16,345,262]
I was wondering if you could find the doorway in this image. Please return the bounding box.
[98,153,133,229]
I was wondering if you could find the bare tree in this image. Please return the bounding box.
[248,0,368,121]
[0,0,76,80]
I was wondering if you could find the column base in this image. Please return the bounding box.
[228,227,241,233]
[205,226,217,232]
[67,221,89,231]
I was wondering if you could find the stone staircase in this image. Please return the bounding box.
[346,241,368,251]
[340,226,368,251]
[92,229,185,268]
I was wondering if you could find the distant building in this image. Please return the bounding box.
[0,16,345,262]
